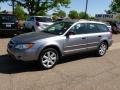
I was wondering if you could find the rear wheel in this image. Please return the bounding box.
[96,42,108,56]
[39,48,59,69]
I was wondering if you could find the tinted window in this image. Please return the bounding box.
[42,22,73,35]
[36,17,52,22]
[27,17,30,21]
[97,24,109,32]
[30,17,34,21]
[86,23,99,33]
[70,23,87,34]
[0,15,17,22]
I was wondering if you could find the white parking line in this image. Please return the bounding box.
[109,42,120,51]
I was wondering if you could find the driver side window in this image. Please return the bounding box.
[69,23,87,34]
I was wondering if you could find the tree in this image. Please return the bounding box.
[52,15,58,21]
[68,10,79,19]
[57,10,66,18]
[0,0,16,14]
[52,10,66,20]
[108,0,120,13]
[105,10,112,14]
[0,0,7,2]
[89,16,95,19]
[37,11,47,16]
[14,4,26,20]
[16,0,71,15]
[79,12,89,19]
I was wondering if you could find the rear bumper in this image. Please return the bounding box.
[0,29,19,34]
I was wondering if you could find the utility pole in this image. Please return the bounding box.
[12,0,15,14]
[84,0,88,19]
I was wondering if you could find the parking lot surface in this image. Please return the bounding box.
[0,35,120,90]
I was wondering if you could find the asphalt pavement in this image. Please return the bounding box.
[0,34,120,90]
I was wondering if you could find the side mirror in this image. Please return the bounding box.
[66,31,75,37]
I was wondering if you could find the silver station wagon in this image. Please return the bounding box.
[7,20,113,69]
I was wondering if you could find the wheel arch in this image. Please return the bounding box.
[100,40,109,49]
[39,45,62,59]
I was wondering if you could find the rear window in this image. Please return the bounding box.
[96,24,109,32]
[0,15,17,22]
[35,17,52,22]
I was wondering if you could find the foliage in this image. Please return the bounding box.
[52,15,58,21]
[14,4,26,20]
[108,0,120,13]
[79,12,89,19]
[57,10,66,18]
[15,0,71,15]
[52,10,66,20]
[68,10,79,19]
[37,11,47,16]
[68,10,90,19]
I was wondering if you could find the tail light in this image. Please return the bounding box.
[16,21,19,28]
[36,22,40,26]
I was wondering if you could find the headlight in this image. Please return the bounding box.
[15,44,34,50]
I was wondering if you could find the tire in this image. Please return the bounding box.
[96,42,108,57]
[32,27,35,32]
[23,25,29,33]
[39,48,59,69]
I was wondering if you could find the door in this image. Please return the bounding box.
[64,23,88,54]
[28,17,34,29]
[26,17,34,29]
[86,23,101,50]
[25,17,30,29]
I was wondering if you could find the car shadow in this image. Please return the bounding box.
[0,55,40,74]
[0,52,97,74]
[59,52,97,64]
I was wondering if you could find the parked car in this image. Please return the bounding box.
[105,23,112,32]
[55,18,64,22]
[0,14,20,35]
[7,20,113,69]
[111,23,120,34]
[24,16,53,32]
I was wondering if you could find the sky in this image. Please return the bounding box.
[0,0,112,16]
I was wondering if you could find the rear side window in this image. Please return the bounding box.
[27,17,34,21]
[70,23,87,34]
[30,17,34,21]
[96,24,109,32]
[86,23,99,33]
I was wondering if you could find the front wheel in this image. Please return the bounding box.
[96,42,108,57]
[39,48,59,69]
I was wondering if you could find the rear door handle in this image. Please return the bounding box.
[82,37,86,39]
[98,35,102,37]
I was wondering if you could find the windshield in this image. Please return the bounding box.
[36,17,52,22]
[0,15,17,22]
[42,22,73,35]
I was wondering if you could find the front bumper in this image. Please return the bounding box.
[7,46,39,61]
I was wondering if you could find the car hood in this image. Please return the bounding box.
[12,32,56,43]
